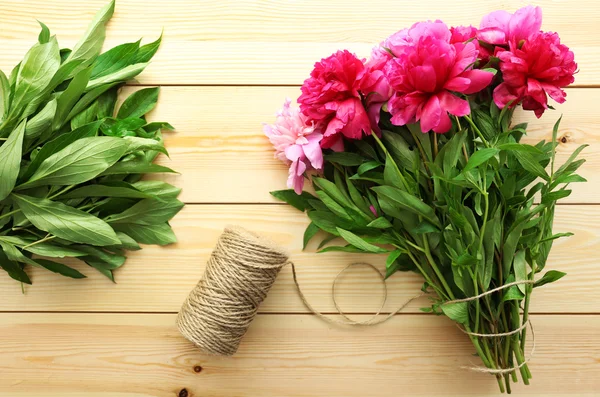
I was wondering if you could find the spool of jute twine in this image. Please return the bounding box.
[176,225,535,374]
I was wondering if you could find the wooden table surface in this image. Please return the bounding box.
[1,1,599,396]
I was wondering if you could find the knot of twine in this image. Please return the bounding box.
[177,226,535,375]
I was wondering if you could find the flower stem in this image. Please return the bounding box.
[422,237,455,300]
[22,234,56,250]
[0,209,21,221]
[464,115,490,148]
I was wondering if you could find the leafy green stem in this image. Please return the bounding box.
[22,234,56,250]
[464,115,490,148]
[0,209,21,221]
[422,236,455,300]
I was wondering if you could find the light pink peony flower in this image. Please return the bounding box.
[478,5,542,46]
[385,36,494,133]
[493,32,577,118]
[264,99,324,194]
[384,20,451,57]
[298,50,372,151]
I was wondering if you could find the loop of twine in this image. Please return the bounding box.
[443,280,536,374]
[177,225,536,375]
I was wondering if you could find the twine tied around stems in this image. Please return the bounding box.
[442,280,537,375]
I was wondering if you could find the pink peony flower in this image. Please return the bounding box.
[384,20,451,57]
[363,47,393,133]
[493,32,577,118]
[478,5,542,46]
[450,25,492,65]
[298,50,372,151]
[385,36,494,133]
[264,99,324,194]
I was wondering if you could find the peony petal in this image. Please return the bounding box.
[412,65,437,92]
[526,79,547,108]
[493,83,520,108]
[439,91,470,117]
[508,6,542,43]
[324,118,345,137]
[419,95,441,132]
[287,160,306,195]
[462,69,494,94]
[444,77,471,92]
[433,108,452,133]
[285,144,304,162]
[340,98,371,139]
[303,139,324,170]
[320,133,345,151]
[367,102,384,134]
[477,28,507,45]
[480,10,511,31]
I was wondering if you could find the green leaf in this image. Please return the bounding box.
[383,154,405,189]
[112,223,177,246]
[134,34,162,63]
[534,270,566,288]
[502,285,525,302]
[0,120,26,201]
[513,150,550,181]
[105,198,183,225]
[0,248,31,284]
[35,259,86,279]
[132,181,181,200]
[539,232,574,244]
[336,228,387,253]
[323,152,364,166]
[0,70,10,119]
[412,221,438,234]
[76,246,125,269]
[91,41,141,79]
[270,190,316,212]
[100,160,176,176]
[499,143,544,155]
[19,137,129,189]
[84,260,115,282]
[555,144,588,177]
[37,21,51,44]
[503,222,526,278]
[312,177,354,208]
[514,250,528,294]
[367,217,393,229]
[307,211,340,236]
[67,82,121,121]
[65,0,115,70]
[11,193,120,246]
[541,189,572,204]
[101,118,146,137]
[381,129,418,171]
[53,67,94,131]
[61,184,155,200]
[372,185,440,227]
[71,100,99,130]
[123,136,168,155]
[303,222,320,249]
[21,121,101,181]
[357,161,381,175]
[10,39,61,117]
[315,191,352,221]
[114,232,141,250]
[24,243,87,258]
[462,148,499,173]
[117,87,160,119]
[86,63,149,92]
[25,98,57,139]
[441,302,468,324]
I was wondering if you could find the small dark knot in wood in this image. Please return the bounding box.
[193,365,202,373]
[561,136,568,143]
[178,388,189,397]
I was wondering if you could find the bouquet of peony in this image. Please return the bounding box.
[264,6,583,393]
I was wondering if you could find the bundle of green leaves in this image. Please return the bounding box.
[0,1,182,285]
[272,106,585,392]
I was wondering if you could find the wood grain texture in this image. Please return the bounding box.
[0,204,597,314]
[114,86,597,203]
[0,313,598,397]
[0,0,598,85]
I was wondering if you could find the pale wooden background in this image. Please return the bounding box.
[0,1,599,396]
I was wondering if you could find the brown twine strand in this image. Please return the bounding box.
[443,280,536,374]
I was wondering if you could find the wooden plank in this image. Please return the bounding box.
[0,0,598,85]
[0,313,598,396]
[0,204,597,314]
[114,86,597,203]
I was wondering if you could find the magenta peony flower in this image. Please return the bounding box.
[493,32,577,118]
[363,47,393,133]
[450,25,492,65]
[264,99,324,194]
[385,37,494,133]
[478,5,542,46]
[298,50,372,151]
